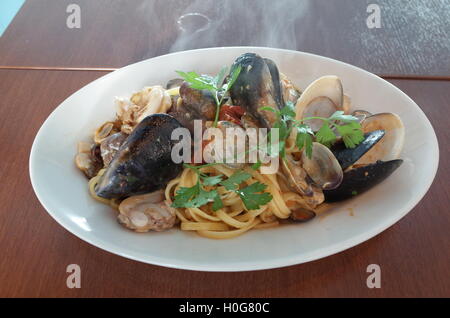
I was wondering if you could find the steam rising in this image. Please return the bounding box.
[169,0,311,52]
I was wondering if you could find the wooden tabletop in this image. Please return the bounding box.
[0,0,449,297]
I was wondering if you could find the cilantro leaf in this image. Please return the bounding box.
[220,171,251,190]
[235,182,273,210]
[316,122,337,148]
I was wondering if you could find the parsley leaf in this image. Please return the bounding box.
[315,122,337,148]
[171,183,201,208]
[251,160,262,170]
[189,187,218,208]
[329,111,360,124]
[212,193,224,211]
[279,101,297,118]
[222,65,241,93]
[201,174,224,186]
[235,182,273,210]
[220,171,251,190]
[213,66,228,88]
[175,71,216,92]
[336,122,365,148]
[295,124,314,158]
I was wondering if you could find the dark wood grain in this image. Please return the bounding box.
[0,0,449,77]
[0,69,448,297]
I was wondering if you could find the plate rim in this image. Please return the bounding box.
[29,46,440,272]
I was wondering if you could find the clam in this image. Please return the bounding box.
[295,75,344,131]
[94,121,118,144]
[100,132,128,167]
[280,72,301,104]
[95,114,184,199]
[230,53,282,128]
[281,154,325,208]
[117,86,172,134]
[301,142,343,190]
[117,190,176,232]
[75,141,102,178]
[342,95,352,114]
[351,109,372,123]
[355,113,405,165]
[135,86,172,123]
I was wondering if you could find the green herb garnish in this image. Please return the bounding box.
[261,103,364,159]
[172,165,272,211]
[171,164,223,211]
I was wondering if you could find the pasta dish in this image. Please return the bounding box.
[75,53,404,239]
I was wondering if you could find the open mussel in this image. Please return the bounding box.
[356,113,405,165]
[331,130,385,170]
[95,114,183,199]
[230,53,283,128]
[322,113,404,202]
[324,160,403,202]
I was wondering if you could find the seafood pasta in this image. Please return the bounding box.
[75,53,404,239]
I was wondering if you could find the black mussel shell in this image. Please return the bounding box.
[230,53,282,128]
[331,130,385,170]
[95,114,183,199]
[323,159,403,202]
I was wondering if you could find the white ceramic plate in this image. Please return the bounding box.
[29,47,439,271]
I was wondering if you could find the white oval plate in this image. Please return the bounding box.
[30,47,439,271]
